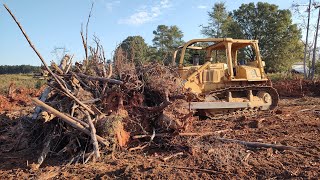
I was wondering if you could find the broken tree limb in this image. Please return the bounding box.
[48,81,95,115]
[31,98,109,146]
[3,4,66,90]
[107,63,112,78]
[159,164,221,174]
[138,100,171,112]
[215,137,300,151]
[4,4,95,115]
[132,133,171,139]
[65,114,90,129]
[32,87,51,121]
[179,129,232,136]
[84,111,100,160]
[162,152,183,162]
[76,73,123,85]
[132,129,231,139]
[30,134,53,170]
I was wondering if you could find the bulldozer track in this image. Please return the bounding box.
[199,84,279,120]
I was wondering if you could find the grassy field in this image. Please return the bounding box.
[0,74,45,94]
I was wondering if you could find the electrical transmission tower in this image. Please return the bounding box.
[51,46,69,62]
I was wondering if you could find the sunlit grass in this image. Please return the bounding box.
[0,74,46,95]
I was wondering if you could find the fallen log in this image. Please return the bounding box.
[31,98,109,146]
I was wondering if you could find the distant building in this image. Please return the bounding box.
[291,62,308,74]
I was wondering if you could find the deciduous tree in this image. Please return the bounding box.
[201,2,304,72]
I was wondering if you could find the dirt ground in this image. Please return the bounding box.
[0,95,320,179]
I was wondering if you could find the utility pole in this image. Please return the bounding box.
[292,1,312,78]
[303,0,312,78]
[311,3,320,79]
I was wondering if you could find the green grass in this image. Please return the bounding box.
[0,74,46,95]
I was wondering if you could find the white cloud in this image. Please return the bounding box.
[197,5,208,9]
[94,0,120,11]
[118,0,171,25]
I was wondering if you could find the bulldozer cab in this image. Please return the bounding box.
[173,38,268,89]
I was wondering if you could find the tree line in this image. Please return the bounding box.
[117,2,304,73]
[0,65,41,74]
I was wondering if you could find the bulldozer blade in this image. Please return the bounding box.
[184,102,249,110]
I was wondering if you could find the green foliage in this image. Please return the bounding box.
[201,2,304,73]
[118,36,150,65]
[0,65,41,74]
[201,2,232,37]
[230,2,303,72]
[152,25,184,64]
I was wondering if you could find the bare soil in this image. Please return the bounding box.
[0,95,319,179]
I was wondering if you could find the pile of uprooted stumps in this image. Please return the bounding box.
[4,3,195,167]
[29,42,196,167]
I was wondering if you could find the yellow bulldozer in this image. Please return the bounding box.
[173,38,279,118]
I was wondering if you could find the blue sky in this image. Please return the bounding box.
[0,0,308,65]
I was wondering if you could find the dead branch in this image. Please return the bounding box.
[159,164,221,174]
[76,73,123,85]
[139,101,171,112]
[65,114,90,129]
[107,63,112,78]
[31,98,109,146]
[4,4,95,115]
[132,133,171,139]
[81,29,88,61]
[32,87,51,121]
[179,129,232,136]
[86,3,93,59]
[215,137,300,151]
[132,129,231,139]
[3,4,66,90]
[84,111,100,160]
[128,143,149,152]
[30,134,53,170]
[64,55,73,74]
[162,152,183,162]
[4,4,49,73]
[51,62,64,75]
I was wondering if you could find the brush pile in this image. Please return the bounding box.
[30,43,195,167]
[273,78,320,97]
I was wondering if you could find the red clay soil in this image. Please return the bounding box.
[0,97,319,179]
[0,85,45,112]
